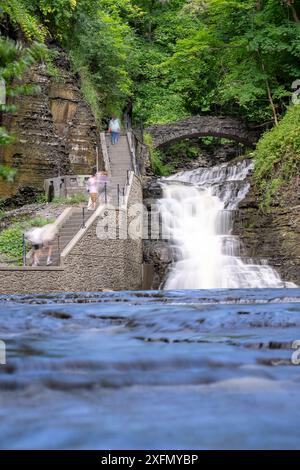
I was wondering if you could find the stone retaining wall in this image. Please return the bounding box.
[0,175,143,294]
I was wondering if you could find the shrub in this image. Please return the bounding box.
[144,133,172,176]
[52,193,88,205]
[254,104,300,209]
[0,216,54,264]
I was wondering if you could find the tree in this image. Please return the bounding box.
[159,0,300,123]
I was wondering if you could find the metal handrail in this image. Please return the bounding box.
[82,206,86,228]
[57,234,61,266]
[126,131,140,176]
[104,182,107,204]
[117,184,120,207]
[22,233,26,266]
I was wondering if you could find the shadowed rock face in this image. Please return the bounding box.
[233,175,300,286]
[0,52,103,199]
[147,116,259,149]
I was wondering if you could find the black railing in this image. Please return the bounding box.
[104,182,107,204]
[22,233,26,267]
[57,234,61,266]
[82,206,86,228]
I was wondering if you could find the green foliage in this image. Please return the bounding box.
[0,37,47,123]
[144,132,172,175]
[1,0,300,200]
[254,104,300,209]
[0,37,46,85]
[0,128,15,147]
[0,36,47,179]
[36,0,77,40]
[152,139,200,174]
[30,216,55,226]
[52,193,88,204]
[68,2,136,117]
[155,0,300,123]
[0,224,24,261]
[1,0,140,119]
[0,0,48,41]
[0,216,53,263]
[167,140,199,160]
[35,193,48,204]
[2,0,300,126]
[156,140,197,172]
[0,165,17,182]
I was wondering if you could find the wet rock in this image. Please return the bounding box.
[1,186,43,209]
[233,174,300,285]
[143,240,173,289]
[42,310,72,320]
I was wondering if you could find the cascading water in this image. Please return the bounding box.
[158,160,296,289]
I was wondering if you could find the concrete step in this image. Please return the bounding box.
[107,152,129,155]
[58,231,81,237]
[62,219,85,225]
[60,223,83,229]
[110,158,130,161]
[60,221,82,225]
[57,232,80,239]
[61,218,85,224]
[110,164,130,167]
[111,163,130,166]
[58,232,81,238]
[110,152,130,156]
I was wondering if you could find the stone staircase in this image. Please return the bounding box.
[105,133,133,205]
[34,207,94,266]
[34,133,133,267]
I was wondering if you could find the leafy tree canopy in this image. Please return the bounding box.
[1,1,300,127]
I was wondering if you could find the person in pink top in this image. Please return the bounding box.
[86,172,98,210]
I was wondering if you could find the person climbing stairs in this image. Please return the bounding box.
[32,132,134,267]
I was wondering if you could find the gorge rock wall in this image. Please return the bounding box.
[0,52,103,200]
[233,174,300,286]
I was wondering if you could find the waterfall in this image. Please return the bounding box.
[158,160,296,289]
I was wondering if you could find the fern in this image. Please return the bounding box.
[0,0,48,42]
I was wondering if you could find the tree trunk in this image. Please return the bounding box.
[289,4,300,23]
[261,60,278,126]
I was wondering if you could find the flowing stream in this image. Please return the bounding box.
[159,160,296,289]
[0,163,299,450]
[1,289,300,449]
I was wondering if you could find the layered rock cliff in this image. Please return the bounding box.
[233,174,300,286]
[0,51,103,201]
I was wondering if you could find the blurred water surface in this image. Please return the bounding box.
[0,289,300,450]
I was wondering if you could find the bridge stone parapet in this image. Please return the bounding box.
[147,116,259,149]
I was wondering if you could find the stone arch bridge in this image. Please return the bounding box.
[147,116,259,149]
